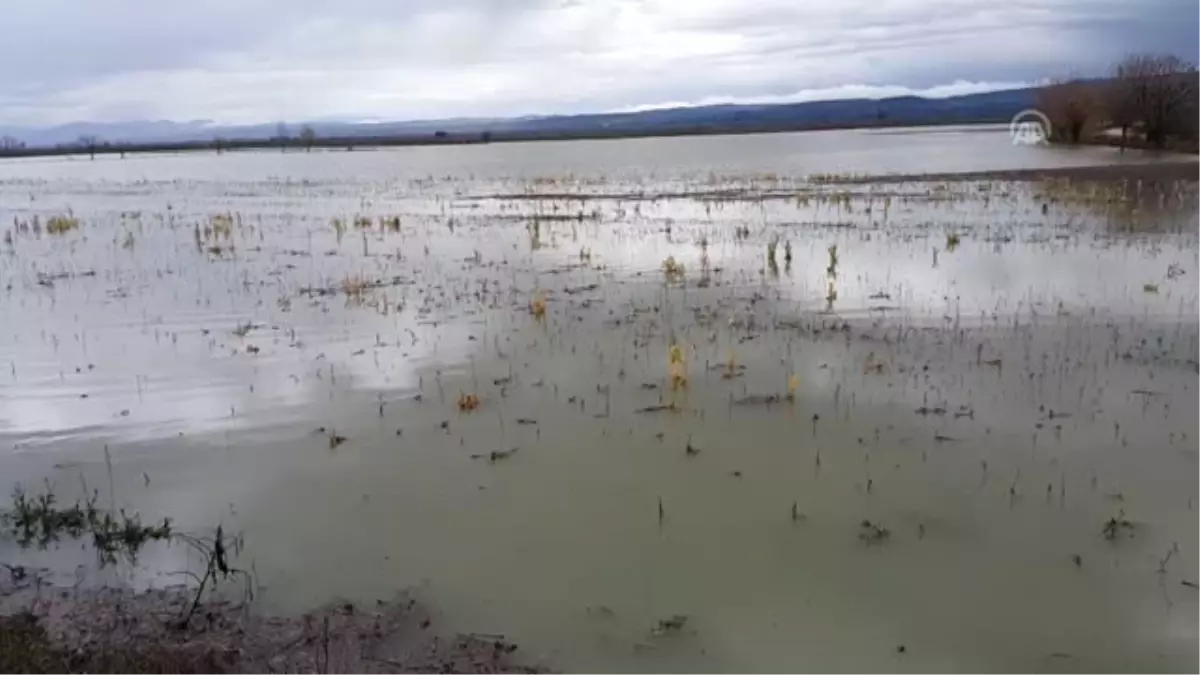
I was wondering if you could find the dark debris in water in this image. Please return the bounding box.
[650,614,689,638]
[1101,510,1136,541]
[471,448,518,463]
[859,519,891,544]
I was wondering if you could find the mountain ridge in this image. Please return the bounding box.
[0,87,1040,149]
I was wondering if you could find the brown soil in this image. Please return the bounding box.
[0,571,546,673]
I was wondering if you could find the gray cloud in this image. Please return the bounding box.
[1,0,1195,125]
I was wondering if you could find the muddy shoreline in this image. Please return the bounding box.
[0,571,546,673]
[826,159,1199,184]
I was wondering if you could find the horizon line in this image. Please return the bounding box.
[1,79,1042,131]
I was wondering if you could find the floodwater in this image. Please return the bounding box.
[1,126,1197,672]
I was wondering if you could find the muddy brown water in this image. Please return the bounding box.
[1,127,1197,672]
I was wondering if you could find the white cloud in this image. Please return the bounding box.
[0,0,1193,125]
[613,80,1035,113]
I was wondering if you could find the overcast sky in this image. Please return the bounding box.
[2,0,1196,126]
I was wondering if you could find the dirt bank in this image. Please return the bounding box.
[0,571,545,674]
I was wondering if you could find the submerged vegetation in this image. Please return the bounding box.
[2,487,171,566]
[457,392,481,412]
[0,145,1196,671]
[45,215,80,236]
[661,255,685,282]
[530,291,547,319]
[668,343,688,390]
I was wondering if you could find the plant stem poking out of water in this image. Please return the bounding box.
[527,219,541,250]
[328,430,347,449]
[668,344,688,390]
[826,244,839,278]
[1102,510,1135,540]
[790,501,806,522]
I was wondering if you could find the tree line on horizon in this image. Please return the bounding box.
[3,53,1197,157]
[1037,52,1198,151]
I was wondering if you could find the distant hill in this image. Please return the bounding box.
[479,88,1038,136]
[0,87,1040,149]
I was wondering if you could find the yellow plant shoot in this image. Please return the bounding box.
[668,344,688,390]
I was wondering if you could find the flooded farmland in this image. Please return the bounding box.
[1,126,1198,672]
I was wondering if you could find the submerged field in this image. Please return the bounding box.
[0,129,1197,672]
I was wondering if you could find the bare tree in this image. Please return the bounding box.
[299,125,316,152]
[78,135,99,159]
[1108,53,1198,147]
[1037,78,1097,144]
[1105,66,1139,150]
[0,135,23,151]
